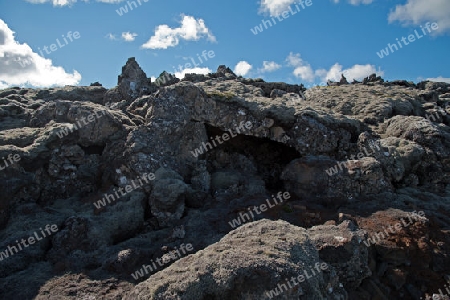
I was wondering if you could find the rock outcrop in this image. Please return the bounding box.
[126,219,366,300]
[0,58,449,300]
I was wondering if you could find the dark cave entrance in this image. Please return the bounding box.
[204,124,301,191]
[78,144,106,156]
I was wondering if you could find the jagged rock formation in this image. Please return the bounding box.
[154,71,180,87]
[0,58,449,300]
[117,57,151,100]
[340,74,349,85]
[104,57,153,103]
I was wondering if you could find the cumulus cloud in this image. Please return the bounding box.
[286,52,382,83]
[25,0,78,6]
[141,15,216,49]
[286,52,315,82]
[121,32,137,42]
[317,63,383,82]
[174,67,211,79]
[388,0,450,34]
[0,19,81,88]
[259,0,297,17]
[258,61,281,73]
[258,0,321,16]
[331,0,374,4]
[234,61,252,76]
[106,32,138,42]
[427,76,450,83]
[286,52,302,66]
[25,0,124,6]
[293,66,315,82]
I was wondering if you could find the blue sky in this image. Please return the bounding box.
[0,0,449,89]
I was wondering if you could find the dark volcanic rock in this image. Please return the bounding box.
[0,59,449,300]
[154,71,180,87]
[125,219,352,299]
[118,57,151,100]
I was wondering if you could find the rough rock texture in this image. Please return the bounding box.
[149,167,188,227]
[154,71,180,87]
[0,60,449,300]
[126,219,355,300]
[117,57,151,100]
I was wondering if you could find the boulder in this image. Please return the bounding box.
[125,219,353,299]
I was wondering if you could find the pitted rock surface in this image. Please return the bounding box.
[0,60,449,299]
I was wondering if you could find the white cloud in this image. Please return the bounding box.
[174,67,211,79]
[286,52,315,82]
[332,0,374,5]
[25,0,125,6]
[286,53,382,83]
[0,19,81,88]
[388,0,450,34]
[427,76,450,83]
[318,63,383,82]
[25,0,78,6]
[107,32,138,42]
[234,61,252,76]
[141,15,216,49]
[259,0,373,15]
[259,61,281,73]
[314,68,328,79]
[259,0,296,17]
[293,65,315,82]
[121,32,137,42]
[286,52,302,66]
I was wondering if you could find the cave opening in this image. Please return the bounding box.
[203,124,301,191]
[78,144,106,156]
